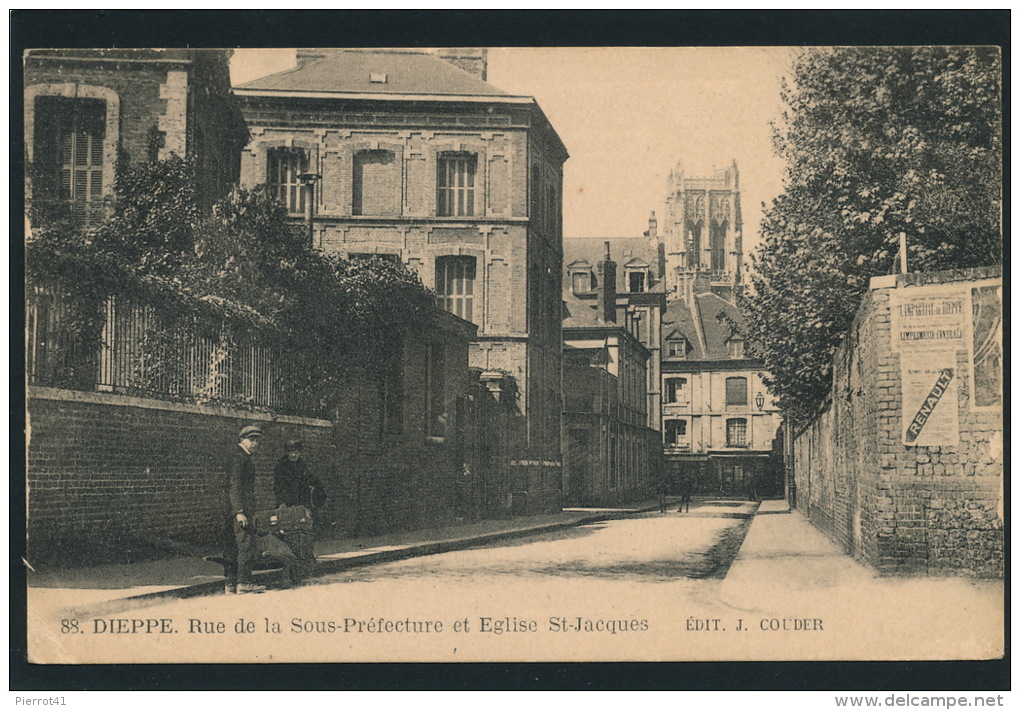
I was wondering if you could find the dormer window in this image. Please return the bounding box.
[628,271,646,293]
[568,260,596,295]
[572,271,594,294]
[667,338,689,359]
[727,337,745,358]
[623,258,650,294]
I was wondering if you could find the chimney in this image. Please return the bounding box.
[432,48,488,80]
[296,48,335,67]
[597,241,617,324]
[645,210,658,239]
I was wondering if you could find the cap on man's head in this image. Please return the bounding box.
[239,425,263,441]
[284,439,304,452]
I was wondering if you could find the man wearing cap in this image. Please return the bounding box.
[273,440,324,581]
[223,425,265,594]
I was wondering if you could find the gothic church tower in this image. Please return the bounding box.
[662,159,743,304]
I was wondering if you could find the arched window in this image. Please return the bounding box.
[687,221,702,267]
[711,220,727,271]
[33,96,107,227]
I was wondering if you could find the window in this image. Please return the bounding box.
[436,256,476,323]
[725,376,748,406]
[352,149,399,215]
[667,339,688,359]
[630,312,643,343]
[688,222,702,267]
[664,377,688,405]
[267,147,308,214]
[711,221,727,271]
[426,341,446,438]
[727,338,745,358]
[727,418,748,447]
[629,271,646,293]
[571,271,593,294]
[665,419,688,446]
[437,152,476,216]
[34,96,107,226]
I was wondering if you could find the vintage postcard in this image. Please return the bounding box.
[23,45,1003,666]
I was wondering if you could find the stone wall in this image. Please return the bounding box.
[793,267,1003,577]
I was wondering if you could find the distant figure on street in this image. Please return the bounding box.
[223,425,265,594]
[677,473,692,514]
[746,473,758,502]
[273,439,325,582]
[656,477,669,514]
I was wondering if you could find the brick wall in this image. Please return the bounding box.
[26,388,335,566]
[793,267,1003,577]
[25,312,495,568]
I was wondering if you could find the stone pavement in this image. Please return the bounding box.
[27,500,664,614]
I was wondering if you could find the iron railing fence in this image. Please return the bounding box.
[26,281,328,418]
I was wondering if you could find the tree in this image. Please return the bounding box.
[743,46,1002,421]
[185,186,436,412]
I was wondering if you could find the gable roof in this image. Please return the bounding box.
[236,49,513,99]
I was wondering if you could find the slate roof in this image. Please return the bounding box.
[662,292,746,361]
[563,238,666,294]
[236,50,511,98]
[561,292,604,329]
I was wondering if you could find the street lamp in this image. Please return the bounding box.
[297,172,322,249]
[755,392,765,411]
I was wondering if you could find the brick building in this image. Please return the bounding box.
[564,162,784,498]
[233,48,568,513]
[24,49,248,224]
[792,267,1003,577]
[561,243,661,505]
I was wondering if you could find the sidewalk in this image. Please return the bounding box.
[719,505,1004,660]
[28,501,662,614]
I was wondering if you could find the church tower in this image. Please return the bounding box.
[662,159,743,304]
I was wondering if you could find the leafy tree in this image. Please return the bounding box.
[743,46,1002,421]
[185,186,436,412]
[29,162,437,416]
[98,153,201,273]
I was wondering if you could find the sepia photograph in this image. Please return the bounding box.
[15,12,1004,688]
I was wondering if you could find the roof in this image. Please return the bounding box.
[563,237,665,294]
[561,292,603,329]
[662,292,746,361]
[236,50,511,98]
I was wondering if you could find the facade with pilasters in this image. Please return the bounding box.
[234,49,568,513]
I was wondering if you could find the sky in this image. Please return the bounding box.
[230,47,793,253]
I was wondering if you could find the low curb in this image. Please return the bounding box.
[68,505,662,615]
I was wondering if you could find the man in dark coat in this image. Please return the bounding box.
[223,425,265,594]
[273,440,325,581]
